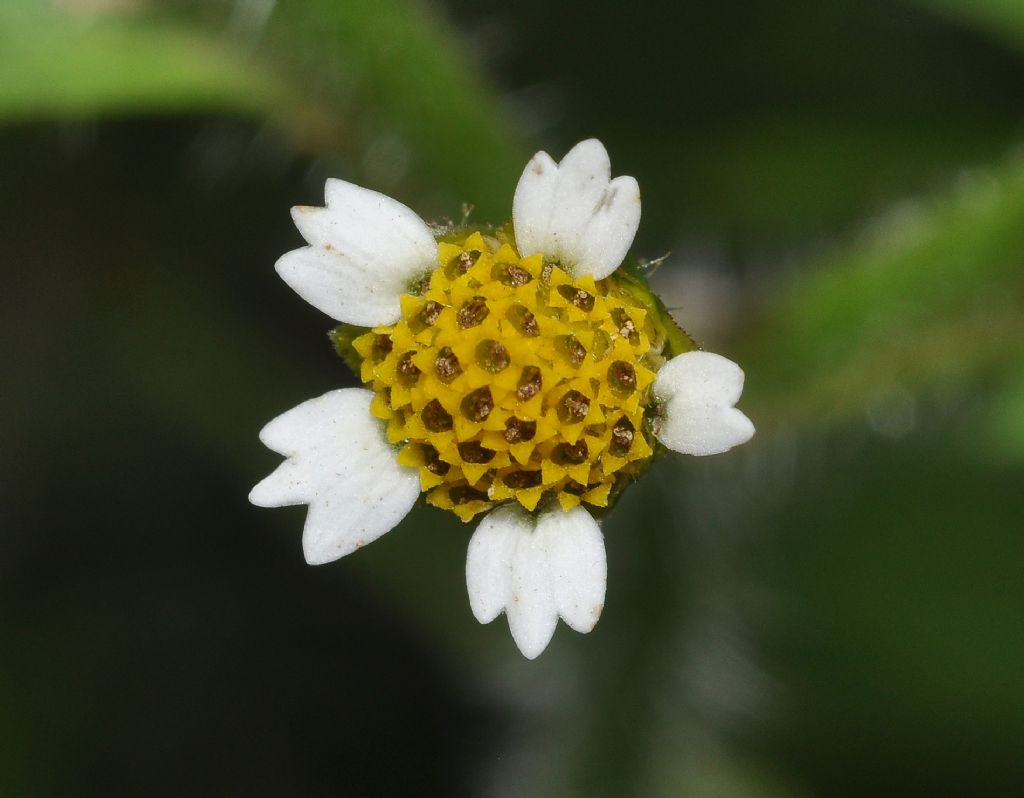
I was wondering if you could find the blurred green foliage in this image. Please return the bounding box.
[1,0,1022,796]
[0,4,290,117]
[743,153,1024,429]
[910,0,1024,49]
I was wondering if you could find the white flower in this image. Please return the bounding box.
[249,389,420,564]
[276,180,437,327]
[652,351,755,456]
[466,505,606,659]
[513,138,641,281]
[251,139,753,658]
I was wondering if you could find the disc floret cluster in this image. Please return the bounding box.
[353,231,660,522]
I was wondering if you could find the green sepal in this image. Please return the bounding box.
[616,255,698,359]
[584,460,655,521]
[329,323,369,376]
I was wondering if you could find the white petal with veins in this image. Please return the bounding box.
[275,180,437,326]
[249,388,420,565]
[465,505,607,659]
[653,351,755,456]
[513,138,641,280]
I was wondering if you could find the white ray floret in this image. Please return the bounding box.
[652,351,755,456]
[513,138,641,281]
[275,179,437,327]
[466,504,607,659]
[249,388,420,565]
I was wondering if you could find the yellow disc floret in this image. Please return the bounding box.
[352,230,663,522]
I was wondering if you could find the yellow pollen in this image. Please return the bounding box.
[353,231,659,522]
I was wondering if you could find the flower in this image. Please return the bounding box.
[250,139,754,658]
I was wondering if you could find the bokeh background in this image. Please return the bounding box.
[3,0,1023,795]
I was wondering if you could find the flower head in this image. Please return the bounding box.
[251,139,753,658]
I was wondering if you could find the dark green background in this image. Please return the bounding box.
[2,1,1022,795]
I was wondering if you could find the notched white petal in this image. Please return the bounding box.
[275,180,436,326]
[466,505,527,624]
[653,351,755,456]
[508,530,558,659]
[464,505,608,659]
[249,388,420,565]
[513,138,641,280]
[535,507,606,633]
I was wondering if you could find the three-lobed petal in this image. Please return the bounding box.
[652,351,755,456]
[466,504,607,659]
[249,388,421,564]
[275,179,437,327]
[513,138,641,281]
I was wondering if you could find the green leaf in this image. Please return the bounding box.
[978,363,1024,462]
[0,5,293,120]
[907,0,1024,52]
[740,151,1024,430]
[268,0,527,218]
[0,1,527,219]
